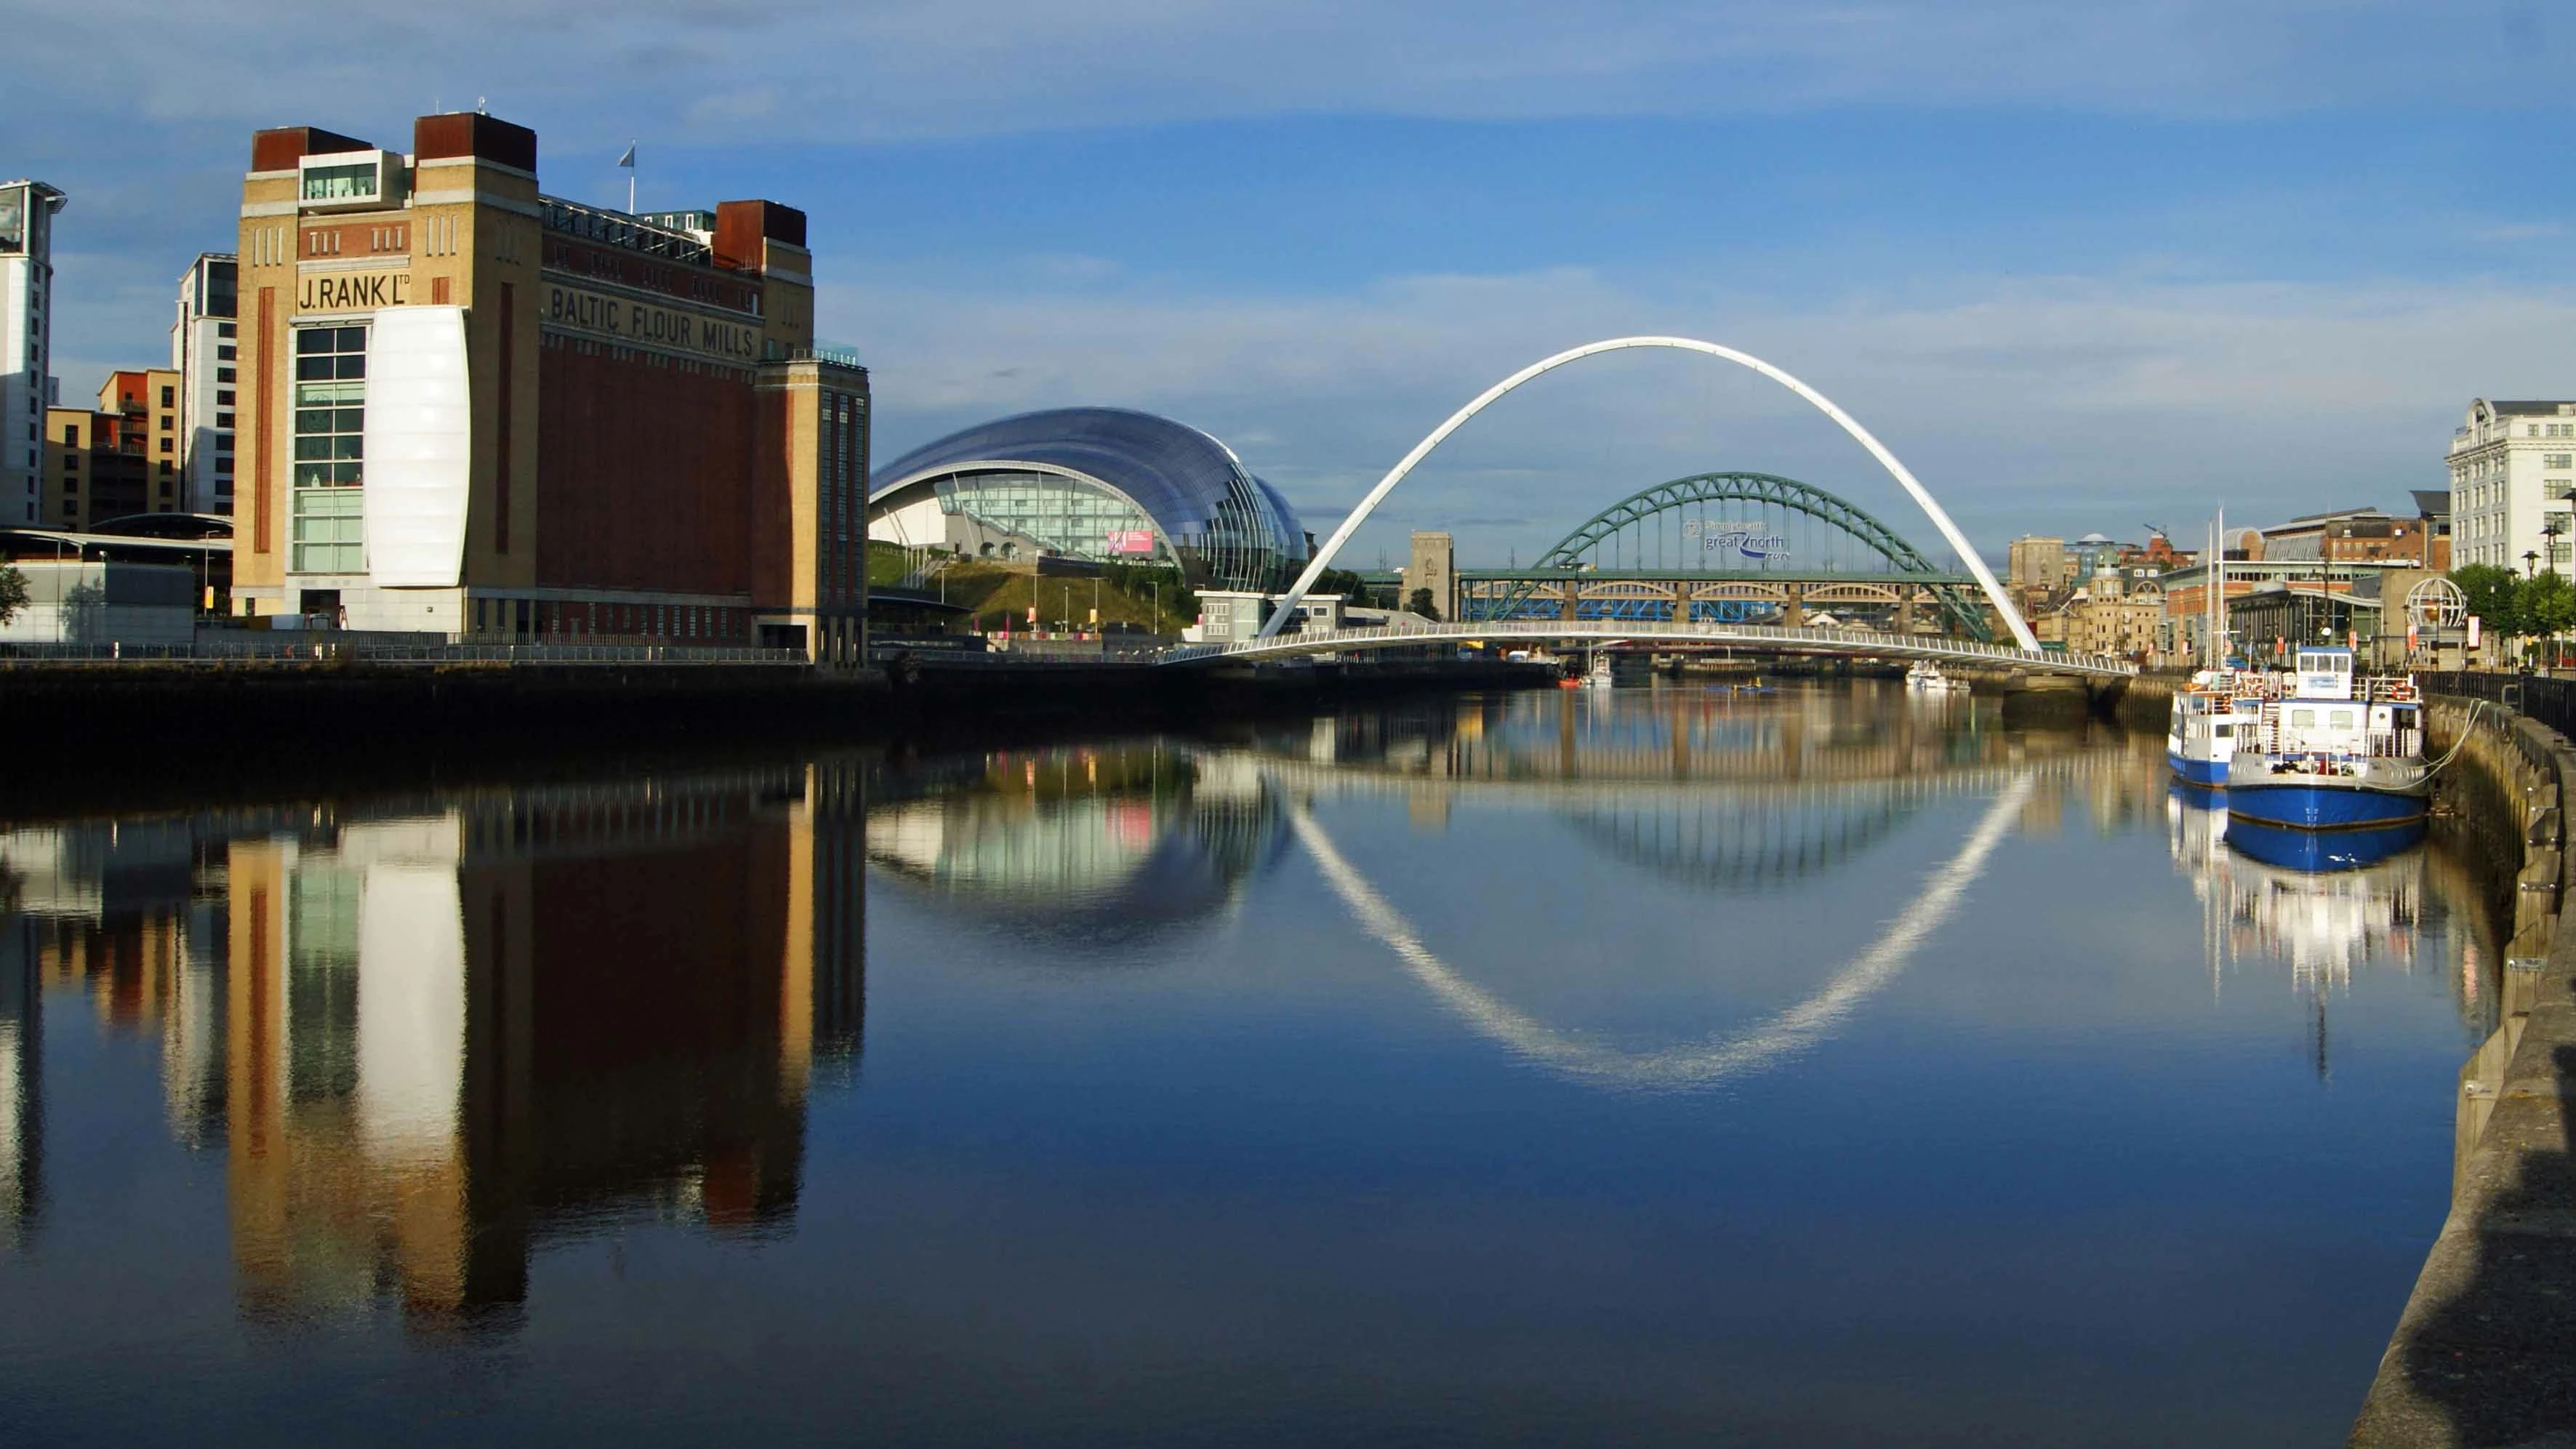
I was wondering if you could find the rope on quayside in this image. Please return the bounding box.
[2422,699,2493,779]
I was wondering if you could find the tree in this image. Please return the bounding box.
[2452,563,2522,639]
[0,562,25,627]
[1313,566,1373,601]
[2521,571,2576,640]
[1405,587,1440,622]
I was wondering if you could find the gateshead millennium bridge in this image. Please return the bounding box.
[1149,335,2137,675]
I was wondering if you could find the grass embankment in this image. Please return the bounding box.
[869,544,1192,633]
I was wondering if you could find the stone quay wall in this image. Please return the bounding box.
[2352,691,2576,1447]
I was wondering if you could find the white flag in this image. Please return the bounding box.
[617,144,636,168]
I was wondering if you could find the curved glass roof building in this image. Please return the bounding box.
[867,407,1309,593]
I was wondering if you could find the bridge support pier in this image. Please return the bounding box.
[1898,585,1921,635]
[1561,581,1579,622]
[1999,670,2095,726]
[1783,584,1805,629]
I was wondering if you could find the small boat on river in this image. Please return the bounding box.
[1903,659,1967,695]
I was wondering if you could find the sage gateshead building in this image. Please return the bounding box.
[865,407,1309,593]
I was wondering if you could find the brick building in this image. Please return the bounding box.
[231,112,867,658]
[44,369,182,529]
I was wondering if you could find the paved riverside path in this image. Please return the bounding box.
[2353,704,2576,1448]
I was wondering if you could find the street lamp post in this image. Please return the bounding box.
[2548,519,2571,669]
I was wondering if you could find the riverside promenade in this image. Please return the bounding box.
[2353,674,2576,1447]
[0,649,1552,812]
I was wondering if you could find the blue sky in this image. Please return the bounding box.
[12,1,2576,566]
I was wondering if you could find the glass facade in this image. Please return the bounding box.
[300,164,379,204]
[826,390,867,602]
[291,325,366,573]
[934,470,1163,565]
[870,408,1307,593]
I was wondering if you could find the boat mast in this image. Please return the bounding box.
[2205,514,2218,665]
[2214,507,2226,665]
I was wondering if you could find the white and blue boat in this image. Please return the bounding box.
[2225,647,2428,832]
[2167,667,2264,787]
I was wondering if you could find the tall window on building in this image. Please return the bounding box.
[291,324,367,573]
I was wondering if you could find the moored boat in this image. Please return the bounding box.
[1904,659,1967,695]
[2224,646,2428,833]
[2167,668,2266,787]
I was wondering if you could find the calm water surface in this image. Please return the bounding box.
[0,683,2504,1445]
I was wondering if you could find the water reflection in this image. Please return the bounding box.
[1269,679,2014,786]
[1291,774,2036,1090]
[2166,783,2494,1075]
[0,689,2527,1445]
[852,695,2499,1101]
[0,877,34,1248]
[0,766,866,1328]
[867,744,1288,950]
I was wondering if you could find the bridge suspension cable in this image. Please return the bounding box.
[1261,336,2039,650]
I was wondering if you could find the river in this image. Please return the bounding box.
[0,681,2504,1445]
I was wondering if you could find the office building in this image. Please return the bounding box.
[44,369,183,529]
[233,113,867,657]
[2006,535,2064,593]
[2052,575,2164,660]
[170,253,238,515]
[2410,489,2452,572]
[2,180,69,526]
[2252,506,2435,566]
[2449,399,2576,574]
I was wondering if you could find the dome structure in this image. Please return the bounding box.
[867,407,1309,593]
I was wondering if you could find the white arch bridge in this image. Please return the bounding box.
[1159,618,2138,678]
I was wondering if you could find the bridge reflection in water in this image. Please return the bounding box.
[848,683,2489,1096]
[0,765,867,1327]
[0,688,2503,1338]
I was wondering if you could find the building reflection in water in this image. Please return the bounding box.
[1,865,36,1248]
[0,763,866,1327]
[867,744,1288,950]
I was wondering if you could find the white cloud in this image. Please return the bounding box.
[832,262,2569,564]
[8,1,2564,156]
[14,1,2558,571]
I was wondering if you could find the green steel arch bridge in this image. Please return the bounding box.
[1457,471,1996,640]
[1158,466,2148,674]
[1161,618,2137,678]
